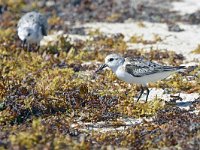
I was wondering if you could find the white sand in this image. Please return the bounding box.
[83,21,200,62]
[44,21,200,62]
[172,0,200,15]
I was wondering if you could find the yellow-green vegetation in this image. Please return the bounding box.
[86,29,127,52]
[90,107,200,149]
[117,98,165,117]
[156,72,200,94]
[9,118,90,150]
[192,44,200,54]
[0,1,199,149]
[137,22,146,28]
[129,34,162,44]
[124,48,185,66]
[106,13,122,22]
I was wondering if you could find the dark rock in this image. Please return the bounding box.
[184,10,200,24]
[168,23,184,32]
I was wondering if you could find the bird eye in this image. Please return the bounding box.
[109,58,114,62]
[27,33,31,36]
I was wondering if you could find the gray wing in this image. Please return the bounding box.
[37,13,48,36]
[125,57,178,77]
[41,24,47,36]
[18,11,48,35]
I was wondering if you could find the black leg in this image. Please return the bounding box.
[136,86,144,102]
[145,87,150,103]
[22,40,26,49]
[22,42,25,49]
[27,43,30,51]
[36,45,40,51]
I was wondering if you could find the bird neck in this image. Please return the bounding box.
[111,66,119,73]
[111,59,125,73]
[32,24,43,40]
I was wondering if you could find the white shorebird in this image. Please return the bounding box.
[96,53,185,102]
[17,11,48,50]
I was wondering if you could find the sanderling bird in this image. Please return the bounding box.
[17,11,48,50]
[96,53,185,102]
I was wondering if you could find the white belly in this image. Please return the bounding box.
[115,69,175,86]
[28,35,43,44]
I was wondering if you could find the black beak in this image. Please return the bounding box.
[22,39,26,49]
[95,64,108,73]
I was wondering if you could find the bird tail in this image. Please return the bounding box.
[163,66,186,71]
[175,66,186,73]
[175,66,186,70]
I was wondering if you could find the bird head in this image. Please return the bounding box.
[18,27,34,45]
[96,54,125,73]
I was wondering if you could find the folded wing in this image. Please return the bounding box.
[125,57,182,77]
[18,11,48,36]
